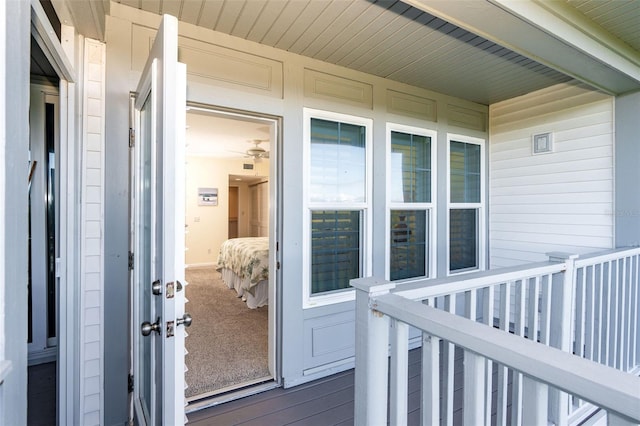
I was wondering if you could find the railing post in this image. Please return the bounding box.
[351,277,395,426]
[547,252,579,426]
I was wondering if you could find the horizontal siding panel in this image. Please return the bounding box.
[491,168,612,188]
[490,212,613,226]
[490,230,612,248]
[491,118,612,148]
[491,191,612,205]
[490,179,612,196]
[491,153,613,178]
[489,83,613,267]
[492,100,612,134]
[490,238,612,254]
[490,222,612,237]
[490,202,612,215]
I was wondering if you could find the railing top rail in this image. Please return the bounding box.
[574,246,640,267]
[373,293,640,422]
[392,261,565,301]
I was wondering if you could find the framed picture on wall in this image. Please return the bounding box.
[198,187,218,206]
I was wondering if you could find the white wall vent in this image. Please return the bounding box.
[532,132,553,154]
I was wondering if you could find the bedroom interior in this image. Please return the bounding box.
[183,107,275,401]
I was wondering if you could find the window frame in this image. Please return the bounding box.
[302,108,372,308]
[446,133,486,275]
[385,123,437,282]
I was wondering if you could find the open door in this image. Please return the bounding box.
[130,14,188,425]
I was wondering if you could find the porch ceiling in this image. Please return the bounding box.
[62,0,640,105]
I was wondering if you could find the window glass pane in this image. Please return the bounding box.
[390,210,427,280]
[450,141,480,203]
[311,210,361,294]
[310,118,366,203]
[390,131,431,203]
[449,209,478,271]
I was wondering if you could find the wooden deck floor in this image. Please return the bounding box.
[187,348,469,426]
[27,362,57,426]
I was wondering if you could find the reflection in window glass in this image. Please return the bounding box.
[449,209,478,271]
[390,210,427,280]
[391,131,431,203]
[311,210,361,294]
[310,118,366,203]
[450,141,480,203]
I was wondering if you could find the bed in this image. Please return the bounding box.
[215,237,269,308]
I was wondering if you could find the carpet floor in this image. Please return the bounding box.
[185,268,269,398]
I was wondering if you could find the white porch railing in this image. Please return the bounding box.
[352,248,640,426]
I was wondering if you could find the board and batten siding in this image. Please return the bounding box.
[80,38,106,426]
[489,82,614,268]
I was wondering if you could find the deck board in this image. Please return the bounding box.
[188,348,474,426]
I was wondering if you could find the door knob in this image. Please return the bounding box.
[141,317,161,336]
[177,313,192,328]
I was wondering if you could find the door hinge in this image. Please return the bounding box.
[129,128,135,148]
[128,251,134,270]
[128,373,134,393]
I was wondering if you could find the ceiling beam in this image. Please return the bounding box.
[404,0,640,95]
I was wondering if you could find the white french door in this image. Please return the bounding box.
[130,14,188,425]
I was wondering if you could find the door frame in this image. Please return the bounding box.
[183,102,283,410]
[30,2,78,425]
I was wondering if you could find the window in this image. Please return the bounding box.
[387,125,436,281]
[304,109,371,306]
[448,135,484,273]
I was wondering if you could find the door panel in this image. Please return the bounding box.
[131,14,187,425]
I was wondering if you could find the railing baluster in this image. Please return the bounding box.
[441,294,456,426]
[528,276,540,342]
[422,333,440,426]
[522,377,549,425]
[482,286,495,426]
[390,319,408,426]
[602,261,613,366]
[540,274,552,345]
[610,260,619,368]
[511,279,526,426]
[597,262,605,364]
[463,351,485,426]
[618,258,627,371]
[587,265,596,363]
[496,282,510,426]
[629,255,640,368]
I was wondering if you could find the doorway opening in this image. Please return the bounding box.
[27,44,60,424]
[183,105,280,407]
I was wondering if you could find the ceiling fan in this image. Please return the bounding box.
[244,139,269,160]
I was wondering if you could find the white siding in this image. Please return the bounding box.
[489,83,614,268]
[80,38,105,426]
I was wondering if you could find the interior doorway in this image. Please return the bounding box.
[183,105,280,407]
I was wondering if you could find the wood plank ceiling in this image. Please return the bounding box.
[116,0,578,105]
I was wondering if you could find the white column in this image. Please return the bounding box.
[548,252,579,426]
[352,277,395,426]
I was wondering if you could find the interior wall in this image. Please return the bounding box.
[489,82,615,268]
[185,155,269,267]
